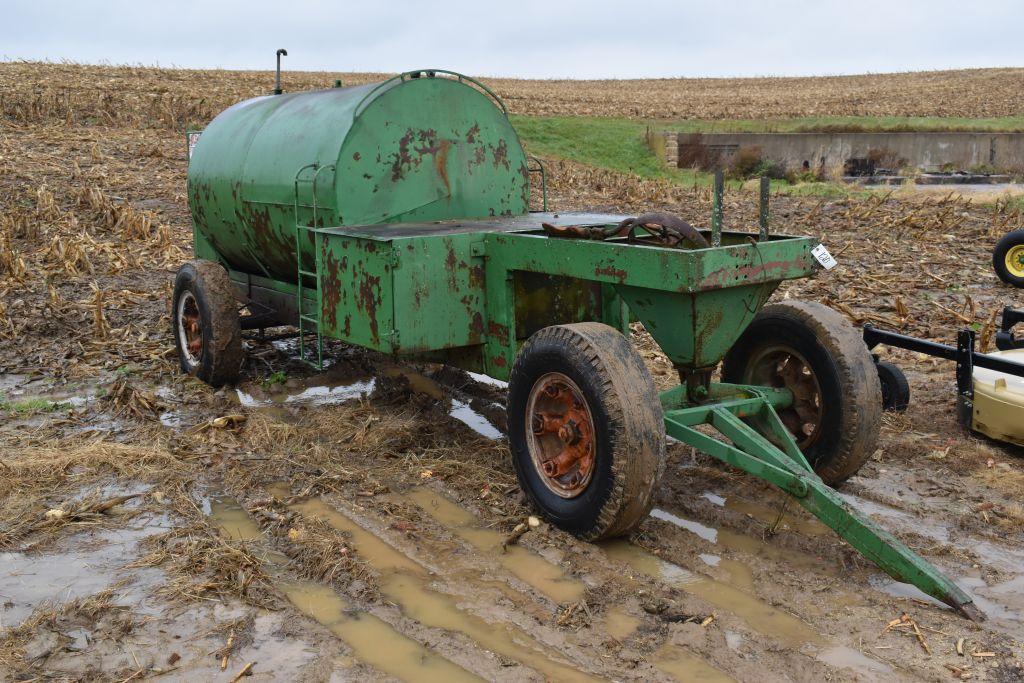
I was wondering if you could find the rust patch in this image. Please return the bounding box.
[492,139,509,170]
[487,321,509,340]
[465,123,479,143]
[594,265,628,283]
[527,375,596,492]
[390,128,416,182]
[356,271,382,346]
[468,265,485,288]
[322,249,342,329]
[343,314,351,338]
[699,258,800,289]
[492,355,507,368]
[444,242,458,291]
[389,128,455,188]
[472,144,487,167]
[434,139,451,196]
[353,151,361,161]
[470,312,484,339]
[241,201,296,276]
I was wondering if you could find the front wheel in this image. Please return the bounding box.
[507,323,665,540]
[722,300,881,486]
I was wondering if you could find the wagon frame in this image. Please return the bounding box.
[174,68,982,619]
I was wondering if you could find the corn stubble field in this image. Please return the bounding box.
[1,62,1024,682]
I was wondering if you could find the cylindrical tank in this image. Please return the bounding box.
[187,70,530,281]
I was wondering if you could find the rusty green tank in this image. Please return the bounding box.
[187,71,529,282]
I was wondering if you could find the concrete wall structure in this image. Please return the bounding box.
[653,131,1024,174]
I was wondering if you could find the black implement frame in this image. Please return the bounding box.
[863,307,1024,427]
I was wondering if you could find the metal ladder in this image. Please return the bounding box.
[292,163,335,369]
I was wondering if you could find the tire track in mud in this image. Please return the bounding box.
[299,486,740,682]
[398,487,855,680]
[403,487,586,605]
[216,368,982,679]
[403,486,901,681]
[284,491,602,683]
[208,496,482,682]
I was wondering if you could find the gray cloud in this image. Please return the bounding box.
[1,0,1021,78]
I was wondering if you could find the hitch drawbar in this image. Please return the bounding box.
[662,383,984,621]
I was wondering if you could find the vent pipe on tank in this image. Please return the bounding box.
[274,49,288,95]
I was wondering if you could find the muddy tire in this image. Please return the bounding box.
[993,229,1024,287]
[508,323,665,540]
[172,260,243,387]
[876,360,910,412]
[722,300,881,486]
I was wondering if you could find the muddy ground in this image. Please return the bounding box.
[3,71,1024,682]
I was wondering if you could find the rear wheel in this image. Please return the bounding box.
[508,323,665,540]
[172,260,243,387]
[722,300,881,486]
[993,229,1024,287]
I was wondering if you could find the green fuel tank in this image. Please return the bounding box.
[187,70,529,281]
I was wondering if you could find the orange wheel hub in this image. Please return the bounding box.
[177,291,204,365]
[525,373,596,498]
[746,346,823,449]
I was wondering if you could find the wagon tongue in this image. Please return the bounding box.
[662,386,984,622]
[802,485,985,621]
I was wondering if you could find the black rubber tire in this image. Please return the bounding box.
[876,360,910,412]
[508,323,665,540]
[172,260,243,387]
[993,229,1024,287]
[722,300,882,486]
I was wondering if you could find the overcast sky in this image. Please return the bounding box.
[2,1,1021,79]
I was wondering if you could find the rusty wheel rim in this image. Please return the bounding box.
[525,372,596,499]
[176,291,203,366]
[745,346,823,450]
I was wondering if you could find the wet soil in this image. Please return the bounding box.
[3,68,1024,683]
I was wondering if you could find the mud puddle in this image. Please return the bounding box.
[651,504,844,581]
[652,645,735,682]
[0,373,95,419]
[287,494,599,682]
[603,607,641,641]
[710,490,831,538]
[235,365,504,439]
[601,541,901,679]
[404,488,585,604]
[839,491,950,543]
[601,539,821,649]
[449,399,504,439]
[650,509,757,592]
[0,517,166,627]
[208,496,481,683]
[870,572,1024,637]
[837,491,1024,634]
[600,606,735,682]
[815,645,893,681]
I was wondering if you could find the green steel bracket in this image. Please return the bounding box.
[663,384,983,621]
[758,176,770,241]
[711,169,724,247]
